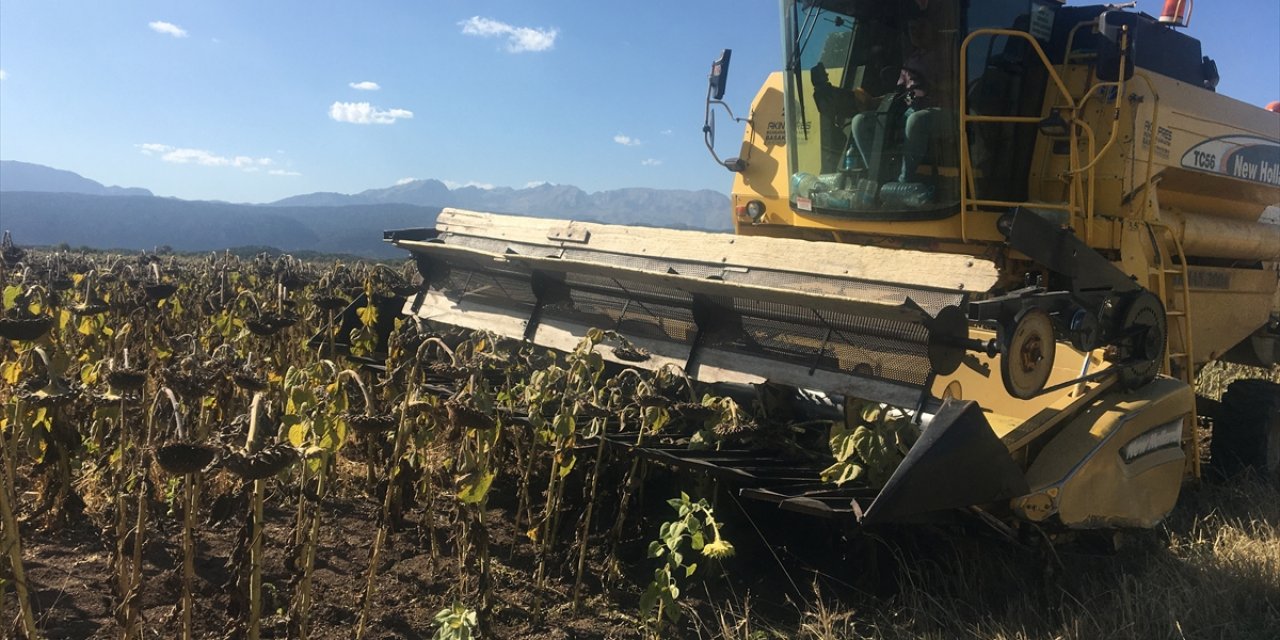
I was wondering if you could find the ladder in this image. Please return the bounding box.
[1146,220,1200,478]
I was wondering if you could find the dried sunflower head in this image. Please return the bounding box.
[162,364,220,399]
[246,317,282,336]
[73,301,110,316]
[446,402,495,431]
[107,368,148,392]
[232,371,269,392]
[263,312,299,329]
[24,381,79,408]
[0,316,53,342]
[635,395,672,409]
[221,444,298,480]
[155,443,220,475]
[143,283,178,301]
[671,402,717,423]
[424,362,466,381]
[312,295,350,312]
[346,413,398,434]
[611,345,650,362]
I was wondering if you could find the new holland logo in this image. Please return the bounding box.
[1181,135,1280,187]
[1119,418,1185,464]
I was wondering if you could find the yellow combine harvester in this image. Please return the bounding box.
[386,1,1280,530]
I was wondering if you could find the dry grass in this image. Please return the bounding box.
[1196,361,1280,400]
[706,475,1278,640]
[708,364,1280,640]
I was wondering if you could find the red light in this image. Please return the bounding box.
[1159,0,1192,27]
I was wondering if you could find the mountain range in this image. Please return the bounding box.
[0,161,731,258]
[0,161,154,198]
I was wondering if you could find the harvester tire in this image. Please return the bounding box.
[1211,379,1280,481]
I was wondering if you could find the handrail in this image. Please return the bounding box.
[1063,81,1127,175]
[958,25,1131,243]
[966,199,1074,211]
[963,115,1049,124]
[1061,28,1129,187]
[1064,20,1100,65]
[959,28,1081,241]
[1128,71,1163,214]
[1068,117,1098,242]
[961,29,1078,109]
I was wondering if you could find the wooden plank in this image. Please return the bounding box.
[434,208,998,293]
[403,239,941,324]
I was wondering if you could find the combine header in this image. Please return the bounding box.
[387,0,1280,531]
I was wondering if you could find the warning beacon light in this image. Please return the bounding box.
[1159,0,1193,27]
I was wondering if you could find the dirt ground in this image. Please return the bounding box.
[10,459,658,640]
[10,450,1280,640]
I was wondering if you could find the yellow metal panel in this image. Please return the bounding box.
[1185,267,1278,362]
[927,328,1099,423]
[731,72,791,231]
[1019,377,1193,529]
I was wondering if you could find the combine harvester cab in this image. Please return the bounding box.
[385,204,1193,532]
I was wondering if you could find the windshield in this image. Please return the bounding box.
[783,0,961,219]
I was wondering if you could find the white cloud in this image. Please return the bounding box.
[443,180,495,190]
[269,169,302,177]
[395,177,418,186]
[641,159,662,166]
[459,16,557,53]
[349,81,380,91]
[149,21,188,38]
[329,101,413,125]
[660,129,673,136]
[0,69,7,81]
[232,155,273,169]
[136,143,275,172]
[614,134,641,146]
[524,181,554,189]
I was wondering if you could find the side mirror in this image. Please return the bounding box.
[1096,11,1135,82]
[710,49,732,101]
[703,49,747,173]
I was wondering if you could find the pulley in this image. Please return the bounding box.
[999,307,1056,400]
[1116,290,1167,389]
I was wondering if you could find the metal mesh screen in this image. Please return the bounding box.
[419,233,952,391]
[438,234,965,316]
[726,297,933,387]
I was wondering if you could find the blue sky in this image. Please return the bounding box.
[1,1,1276,204]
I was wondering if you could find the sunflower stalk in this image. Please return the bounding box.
[112,360,143,635]
[180,469,196,640]
[292,451,329,640]
[160,384,205,640]
[354,339,430,640]
[0,393,38,640]
[242,392,266,640]
[337,369,379,489]
[572,413,614,611]
[122,387,172,639]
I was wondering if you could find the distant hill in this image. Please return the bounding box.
[271,180,732,231]
[0,161,732,257]
[0,160,152,197]
[0,192,436,258]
